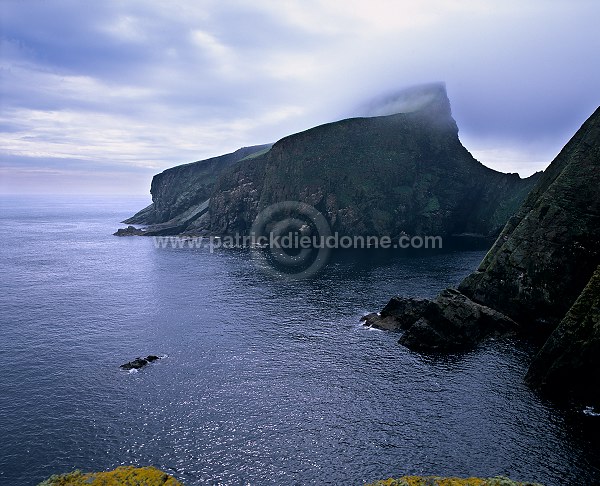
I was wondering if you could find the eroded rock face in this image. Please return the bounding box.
[458,107,600,337]
[207,84,539,238]
[123,144,272,227]
[365,106,600,405]
[526,265,600,405]
[123,84,539,239]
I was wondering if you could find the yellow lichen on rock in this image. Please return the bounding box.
[365,476,543,486]
[38,465,182,486]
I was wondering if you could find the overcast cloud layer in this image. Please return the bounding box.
[1,0,598,194]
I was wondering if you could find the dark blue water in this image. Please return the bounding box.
[0,196,599,486]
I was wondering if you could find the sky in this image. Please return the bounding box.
[1,0,599,195]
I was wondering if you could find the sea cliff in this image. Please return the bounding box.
[365,106,600,406]
[118,84,539,239]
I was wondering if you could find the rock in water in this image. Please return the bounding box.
[120,355,162,371]
[364,290,518,352]
[113,225,145,236]
[397,289,518,352]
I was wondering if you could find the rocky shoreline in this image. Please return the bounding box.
[364,106,600,406]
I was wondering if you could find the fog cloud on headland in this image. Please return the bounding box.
[0,0,598,194]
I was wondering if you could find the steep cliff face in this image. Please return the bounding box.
[123,144,271,226]
[209,84,539,237]
[459,107,600,336]
[526,265,600,404]
[364,106,600,405]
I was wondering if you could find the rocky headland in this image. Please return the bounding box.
[117,84,540,240]
[365,106,600,406]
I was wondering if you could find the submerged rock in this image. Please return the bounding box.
[38,465,181,485]
[120,355,162,371]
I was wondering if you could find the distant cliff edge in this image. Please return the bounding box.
[118,83,540,238]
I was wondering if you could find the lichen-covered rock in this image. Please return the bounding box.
[38,466,181,485]
[365,476,543,486]
[526,264,600,405]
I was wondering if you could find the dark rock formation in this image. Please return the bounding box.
[459,107,600,337]
[364,290,518,351]
[361,296,431,331]
[397,289,518,352]
[114,225,145,236]
[120,355,162,371]
[365,106,599,404]
[120,144,271,234]
[526,265,600,404]
[208,84,539,238]
[123,84,539,239]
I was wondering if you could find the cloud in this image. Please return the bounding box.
[0,0,599,193]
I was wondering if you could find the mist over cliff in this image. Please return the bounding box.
[123,84,539,239]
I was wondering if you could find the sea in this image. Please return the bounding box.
[0,195,599,486]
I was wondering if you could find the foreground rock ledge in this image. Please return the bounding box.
[366,477,542,486]
[38,466,181,485]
